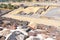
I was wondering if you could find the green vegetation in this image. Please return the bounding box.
[0,4,19,9]
[26,0,32,2]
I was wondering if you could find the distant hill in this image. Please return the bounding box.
[0,0,27,2]
[0,0,32,2]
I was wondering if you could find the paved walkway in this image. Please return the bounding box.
[2,7,60,27]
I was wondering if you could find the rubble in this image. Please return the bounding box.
[0,17,60,40]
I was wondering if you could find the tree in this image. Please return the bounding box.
[0,4,7,8]
[26,0,32,2]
